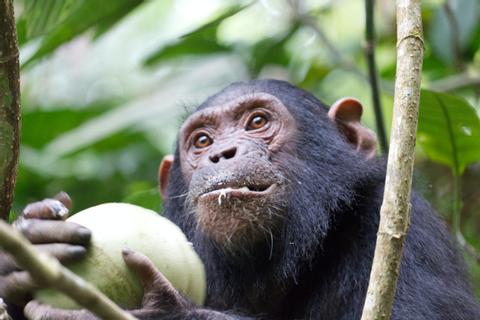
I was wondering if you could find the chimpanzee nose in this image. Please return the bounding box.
[209,146,237,163]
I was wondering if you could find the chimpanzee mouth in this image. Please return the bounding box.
[199,183,276,202]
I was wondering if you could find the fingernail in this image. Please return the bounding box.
[77,228,92,242]
[122,248,132,256]
[49,200,69,218]
[55,191,72,209]
[69,246,87,258]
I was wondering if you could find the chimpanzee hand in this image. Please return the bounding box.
[123,249,194,317]
[23,250,194,320]
[0,192,91,306]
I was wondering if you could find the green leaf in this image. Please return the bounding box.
[20,0,82,41]
[247,24,298,75]
[22,107,105,149]
[429,0,480,65]
[417,90,480,175]
[8,211,18,223]
[143,4,249,66]
[22,0,144,68]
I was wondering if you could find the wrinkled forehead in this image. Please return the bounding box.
[180,80,328,134]
[180,90,286,132]
[197,80,328,114]
[196,82,266,111]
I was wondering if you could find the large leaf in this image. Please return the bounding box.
[143,4,249,66]
[417,90,480,175]
[17,0,82,43]
[22,107,105,149]
[22,0,144,68]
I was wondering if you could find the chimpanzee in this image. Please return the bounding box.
[1,80,479,319]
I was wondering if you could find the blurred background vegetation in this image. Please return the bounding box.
[9,0,480,295]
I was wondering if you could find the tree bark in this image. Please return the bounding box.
[0,1,20,318]
[0,0,20,222]
[360,1,424,319]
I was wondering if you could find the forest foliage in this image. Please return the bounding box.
[9,0,480,294]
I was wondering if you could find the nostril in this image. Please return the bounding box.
[209,147,237,163]
[223,147,236,159]
[209,154,220,163]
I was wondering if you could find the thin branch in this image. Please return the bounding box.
[0,220,137,320]
[365,0,389,154]
[0,0,21,221]
[443,0,465,71]
[299,14,366,78]
[296,11,395,99]
[361,0,424,319]
[428,72,480,92]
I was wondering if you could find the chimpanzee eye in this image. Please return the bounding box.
[193,133,213,148]
[246,114,268,131]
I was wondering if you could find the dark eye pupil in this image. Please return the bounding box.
[249,115,267,130]
[194,133,212,148]
[253,116,263,125]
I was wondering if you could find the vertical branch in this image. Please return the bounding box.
[361,0,424,319]
[442,0,464,71]
[365,0,388,154]
[0,2,19,317]
[0,0,20,221]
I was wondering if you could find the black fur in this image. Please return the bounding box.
[160,80,480,319]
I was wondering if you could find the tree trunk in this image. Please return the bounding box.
[0,0,20,222]
[0,1,20,318]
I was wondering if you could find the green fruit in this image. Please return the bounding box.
[36,203,206,309]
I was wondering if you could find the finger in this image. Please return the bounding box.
[24,301,97,320]
[54,191,72,210]
[35,244,87,263]
[15,220,91,245]
[0,252,21,275]
[0,271,38,305]
[122,249,166,290]
[122,250,159,287]
[122,250,188,309]
[21,199,69,220]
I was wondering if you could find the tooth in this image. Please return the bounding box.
[218,188,231,205]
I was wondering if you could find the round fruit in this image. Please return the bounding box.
[36,203,206,309]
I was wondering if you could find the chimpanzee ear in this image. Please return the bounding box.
[327,98,377,159]
[158,155,174,201]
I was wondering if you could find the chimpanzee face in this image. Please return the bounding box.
[178,92,297,247]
